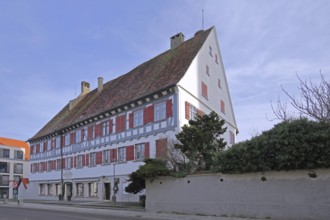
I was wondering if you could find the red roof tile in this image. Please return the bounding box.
[30,28,213,140]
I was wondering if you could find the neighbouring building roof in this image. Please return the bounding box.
[30,27,213,141]
[0,137,30,160]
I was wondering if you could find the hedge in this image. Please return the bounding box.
[213,119,330,173]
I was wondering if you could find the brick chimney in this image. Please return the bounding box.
[170,32,184,49]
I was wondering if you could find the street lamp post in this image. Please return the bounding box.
[112,161,117,203]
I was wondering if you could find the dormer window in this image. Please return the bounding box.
[209,46,213,56]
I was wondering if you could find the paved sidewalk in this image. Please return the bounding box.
[0,199,269,220]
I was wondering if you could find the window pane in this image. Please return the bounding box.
[14,163,23,174]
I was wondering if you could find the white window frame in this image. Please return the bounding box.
[66,157,72,169]
[118,147,126,162]
[154,102,166,121]
[76,130,81,143]
[135,143,145,161]
[40,142,44,152]
[102,121,109,136]
[134,109,143,127]
[56,137,61,148]
[90,152,96,166]
[103,149,110,164]
[65,134,70,146]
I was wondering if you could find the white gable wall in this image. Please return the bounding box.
[177,27,238,145]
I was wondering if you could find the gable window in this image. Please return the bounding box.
[221,100,225,114]
[103,149,110,164]
[118,147,126,162]
[154,102,166,121]
[209,46,213,56]
[218,79,222,89]
[202,82,208,99]
[189,105,197,120]
[134,109,144,127]
[90,152,96,166]
[135,144,145,161]
[229,131,235,145]
[206,65,210,76]
[215,54,219,64]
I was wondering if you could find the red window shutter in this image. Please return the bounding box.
[36,144,40,153]
[156,138,167,158]
[82,155,86,166]
[86,154,90,166]
[61,135,65,147]
[166,99,173,118]
[129,113,134,128]
[70,132,74,144]
[144,105,154,124]
[197,109,204,116]
[126,145,134,161]
[70,157,73,168]
[111,148,117,162]
[116,115,126,133]
[88,126,93,140]
[221,100,225,114]
[109,119,113,134]
[202,82,208,99]
[144,142,150,159]
[96,151,102,165]
[44,141,48,151]
[95,124,102,137]
[185,101,190,120]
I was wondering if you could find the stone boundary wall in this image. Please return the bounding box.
[146,169,330,220]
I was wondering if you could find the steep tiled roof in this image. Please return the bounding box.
[0,137,30,160]
[30,27,213,141]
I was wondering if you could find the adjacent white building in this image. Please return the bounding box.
[0,137,30,200]
[27,26,238,202]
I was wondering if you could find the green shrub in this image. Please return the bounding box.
[213,119,330,173]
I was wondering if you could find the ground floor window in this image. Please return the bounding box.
[76,183,84,197]
[56,184,62,196]
[39,184,46,195]
[0,188,9,199]
[47,184,54,195]
[88,182,98,197]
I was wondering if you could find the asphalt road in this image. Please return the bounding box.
[0,206,154,220]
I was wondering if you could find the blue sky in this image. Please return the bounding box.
[0,0,329,142]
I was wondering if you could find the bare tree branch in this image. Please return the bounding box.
[271,73,330,123]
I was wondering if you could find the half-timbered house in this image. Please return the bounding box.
[28,26,238,202]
